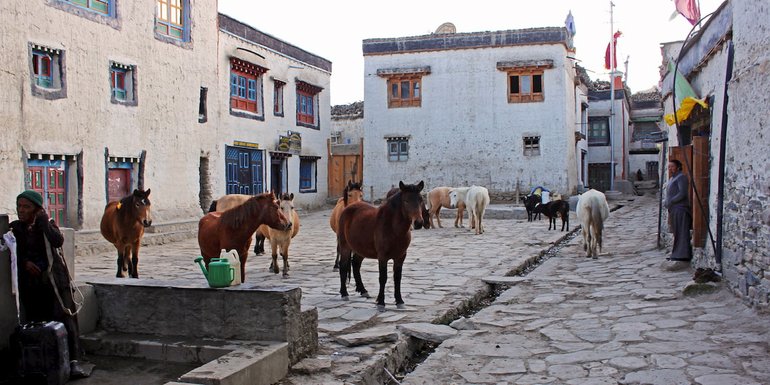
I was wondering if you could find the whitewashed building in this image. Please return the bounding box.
[661,0,770,309]
[361,25,581,200]
[586,76,632,193]
[0,2,331,229]
[215,15,332,211]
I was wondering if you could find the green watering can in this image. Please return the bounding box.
[194,257,234,288]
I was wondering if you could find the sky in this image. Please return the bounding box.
[218,0,724,106]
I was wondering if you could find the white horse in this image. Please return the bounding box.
[257,193,300,277]
[576,189,610,258]
[451,185,490,235]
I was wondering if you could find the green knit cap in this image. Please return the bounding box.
[17,190,44,208]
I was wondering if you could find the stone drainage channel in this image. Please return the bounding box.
[385,227,582,384]
[383,204,625,384]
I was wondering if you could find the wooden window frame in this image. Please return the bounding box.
[66,0,110,15]
[588,117,611,146]
[507,69,544,103]
[523,136,541,156]
[387,138,409,162]
[295,80,322,128]
[273,80,285,116]
[155,0,188,41]
[387,75,422,108]
[32,50,52,88]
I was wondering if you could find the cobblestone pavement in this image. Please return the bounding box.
[74,200,577,383]
[72,194,770,384]
[401,195,770,385]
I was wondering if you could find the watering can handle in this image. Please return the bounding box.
[229,267,235,283]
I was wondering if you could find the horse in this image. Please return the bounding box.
[256,193,300,277]
[337,180,425,310]
[454,185,490,235]
[198,193,291,283]
[427,186,466,228]
[330,181,364,270]
[209,193,268,256]
[386,187,430,230]
[576,189,610,258]
[100,188,153,278]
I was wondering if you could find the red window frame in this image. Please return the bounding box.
[297,90,314,124]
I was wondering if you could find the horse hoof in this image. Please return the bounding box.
[360,291,371,298]
[341,296,349,301]
[396,303,407,310]
[376,304,386,312]
[333,266,339,272]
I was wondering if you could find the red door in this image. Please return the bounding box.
[27,165,67,226]
[108,168,131,202]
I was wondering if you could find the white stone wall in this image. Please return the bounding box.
[722,0,770,308]
[331,117,364,145]
[216,31,331,211]
[363,44,578,199]
[0,0,219,227]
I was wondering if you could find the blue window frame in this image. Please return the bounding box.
[299,158,317,192]
[111,68,127,100]
[155,0,190,42]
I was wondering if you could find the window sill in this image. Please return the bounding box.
[230,108,264,121]
[299,188,317,193]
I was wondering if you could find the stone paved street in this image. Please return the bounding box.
[72,194,770,384]
[401,195,770,385]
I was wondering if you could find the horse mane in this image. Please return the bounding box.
[220,193,272,228]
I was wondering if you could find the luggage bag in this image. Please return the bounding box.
[11,321,70,385]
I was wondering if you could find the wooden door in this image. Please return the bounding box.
[328,155,361,198]
[108,168,131,202]
[27,164,66,226]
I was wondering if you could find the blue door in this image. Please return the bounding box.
[225,146,263,195]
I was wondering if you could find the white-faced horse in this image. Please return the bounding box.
[427,186,467,228]
[576,189,610,258]
[257,193,300,277]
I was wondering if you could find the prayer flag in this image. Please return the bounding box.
[604,31,622,70]
[674,0,701,26]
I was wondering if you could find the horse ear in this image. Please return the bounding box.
[133,189,140,195]
[145,188,151,196]
[289,193,294,201]
[399,181,405,190]
[416,181,424,192]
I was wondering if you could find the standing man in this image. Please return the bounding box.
[664,159,693,263]
[10,190,90,378]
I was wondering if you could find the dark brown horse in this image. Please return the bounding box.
[198,192,291,283]
[338,181,425,310]
[330,181,364,270]
[386,187,430,230]
[100,188,153,278]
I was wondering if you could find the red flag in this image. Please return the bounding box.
[675,0,701,25]
[604,31,622,70]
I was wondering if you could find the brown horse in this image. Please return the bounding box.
[100,188,153,278]
[208,193,269,255]
[338,180,425,310]
[330,181,363,270]
[386,187,430,230]
[198,193,291,283]
[256,193,300,277]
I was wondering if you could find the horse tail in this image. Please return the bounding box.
[208,200,218,213]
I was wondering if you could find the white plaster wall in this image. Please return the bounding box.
[331,117,364,144]
[587,97,630,181]
[363,44,577,199]
[0,0,219,227]
[216,32,330,210]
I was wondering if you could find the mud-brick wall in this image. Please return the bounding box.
[722,0,770,310]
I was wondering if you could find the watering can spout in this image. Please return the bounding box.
[194,256,209,279]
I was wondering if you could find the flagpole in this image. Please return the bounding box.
[609,0,616,192]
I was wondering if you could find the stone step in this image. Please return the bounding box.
[80,331,289,385]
